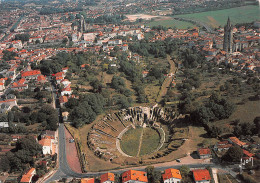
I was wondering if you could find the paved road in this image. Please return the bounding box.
[45,124,86,182]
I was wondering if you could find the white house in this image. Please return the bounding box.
[60,79,71,88]
[0,122,9,128]
[61,86,72,96]
[39,138,52,155]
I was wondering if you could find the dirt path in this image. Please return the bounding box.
[156,55,176,103]
[136,128,144,157]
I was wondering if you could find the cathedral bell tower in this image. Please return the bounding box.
[223,17,233,53]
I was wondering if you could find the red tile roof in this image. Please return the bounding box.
[81,178,95,183]
[20,168,35,183]
[37,75,46,82]
[162,168,182,181]
[243,149,254,157]
[192,169,211,182]
[59,96,68,103]
[21,70,41,77]
[122,170,148,183]
[39,138,51,147]
[229,137,246,146]
[101,173,115,183]
[198,148,211,155]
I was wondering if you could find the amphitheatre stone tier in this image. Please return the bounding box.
[87,106,177,164]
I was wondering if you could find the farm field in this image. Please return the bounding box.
[174,5,260,28]
[147,5,259,29]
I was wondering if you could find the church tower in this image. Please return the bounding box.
[223,17,233,53]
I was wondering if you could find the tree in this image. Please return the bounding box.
[90,79,103,93]
[7,111,14,122]
[222,146,243,162]
[145,166,161,183]
[0,156,10,172]
[65,98,79,109]
[111,76,125,90]
[207,125,222,138]
[253,117,260,135]
[14,33,30,43]
[180,165,190,177]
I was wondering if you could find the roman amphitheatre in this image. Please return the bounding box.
[87,105,190,167]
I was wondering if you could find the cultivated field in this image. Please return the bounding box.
[175,5,260,28]
[147,5,259,29]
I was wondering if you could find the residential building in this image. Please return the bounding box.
[197,148,212,159]
[0,122,9,128]
[21,70,41,80]
[101,172,115,183]
[59,95,68,107]
[214,141,232,152]
[81,178,95,183]
[162,168,182,183]
[20,168,36,183]
[192,169,211,183]
[122,170,148,183]
[38,138,53,155]
[228,137,247,148]
[61,85,72,96]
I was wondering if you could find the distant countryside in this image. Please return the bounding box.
[147,5,260,29]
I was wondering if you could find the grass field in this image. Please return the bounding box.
[139,128,160,156]
[175,5,260,28]
[147,5,259,29]
[146,18,195,29]
[120,127,143,156]
[209,99,260,133]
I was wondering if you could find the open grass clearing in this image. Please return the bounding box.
[120,127,143,157]
[139,127,160,156]
[209,99,260,132]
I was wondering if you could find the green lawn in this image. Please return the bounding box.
[175,5,260,28]
[120,127,143,156]
[139,128,160,156]
[146,18,195,29]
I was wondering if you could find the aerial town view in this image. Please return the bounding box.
[0,0,259,183]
